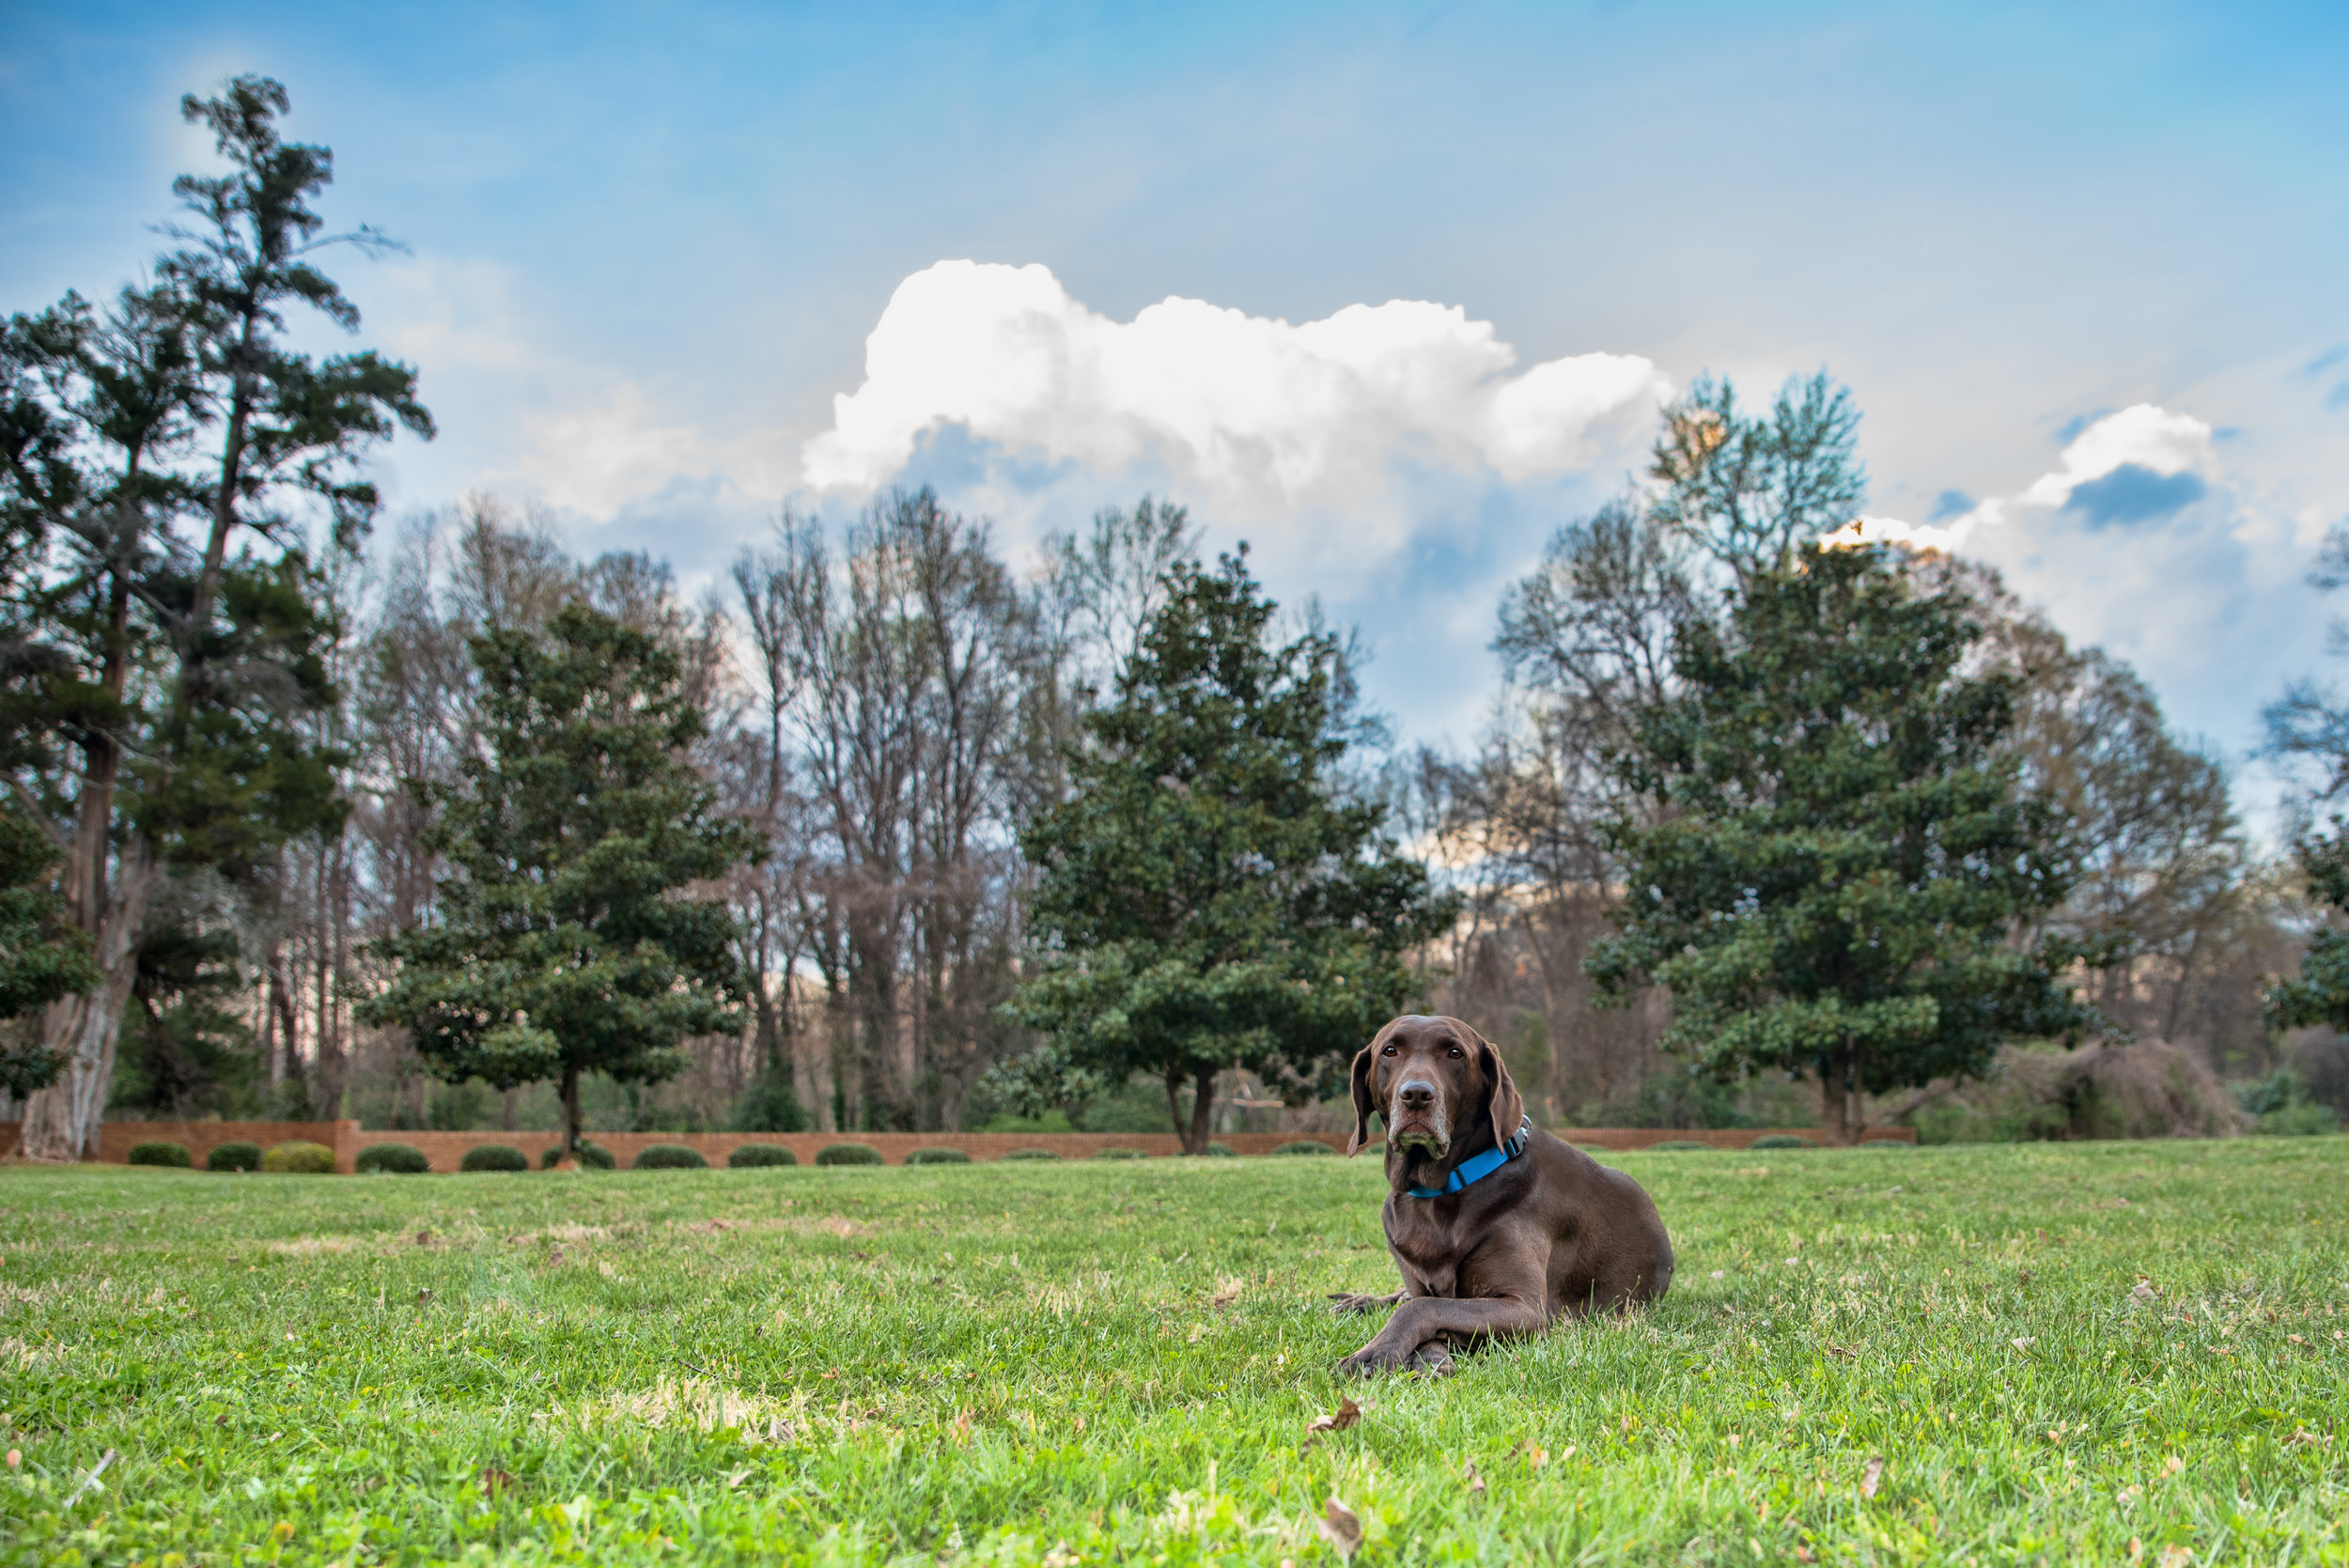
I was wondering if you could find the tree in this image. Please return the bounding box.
[0,805,100,1096]
[2263,822,2349,1040]
[0,74,428,1158]
[1586,542,2095,1141]
[1006,550,1456,1154]
[358,606,755,1161]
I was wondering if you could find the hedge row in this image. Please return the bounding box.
[126,1138,1353,1172]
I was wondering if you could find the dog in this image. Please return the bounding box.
[1330,1014,1673,1375]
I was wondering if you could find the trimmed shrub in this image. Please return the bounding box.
[1001,1148,1061,1160]
[1204,1142,1237,1157]
[1273,1140,1334,1157]
[207,1141,262,1172]
[1647,1140,1713,1152]
[355,1142,430,1174]
[633,1143,708,1170]
[128,1141,192,1169]
[907,1147,972,1165]
[1091,1145,1149,1159]
[461,1143,530,1172]
[261,1141,336,1174]
[539,1141,615,1170]
[1749,1134,1814,1150]
[816,1142,883,1166]
[727,1142,798,1168]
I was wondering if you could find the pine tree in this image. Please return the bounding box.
[0,806,100,1096]
[1006,551,1455,1153]
[1586,542,2094,1141]
[360,606,756,1161]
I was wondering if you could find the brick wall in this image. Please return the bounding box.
[0,1120,1911,1172]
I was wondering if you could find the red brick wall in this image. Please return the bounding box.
[0,1120,1910,1172]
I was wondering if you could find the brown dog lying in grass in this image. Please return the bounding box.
[1330,1014,1674,1375]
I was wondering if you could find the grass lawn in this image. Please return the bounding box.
[1,1139,2344,1566]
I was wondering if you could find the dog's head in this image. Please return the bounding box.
[1346,1015,1524,1170]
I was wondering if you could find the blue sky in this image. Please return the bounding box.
[8,1,2347,823]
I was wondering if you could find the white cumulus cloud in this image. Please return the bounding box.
[2015,403,2214,509]
[1854,404,2220,554]
[801,261,1668,561]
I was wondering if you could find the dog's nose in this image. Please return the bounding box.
[1397,1080,1438,1112]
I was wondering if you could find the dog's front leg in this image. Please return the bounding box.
[1335,1289,1548,1377]
[1326,1289,1407,1315]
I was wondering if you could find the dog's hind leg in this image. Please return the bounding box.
[1327,1289,1407,1315]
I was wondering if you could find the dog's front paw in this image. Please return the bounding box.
[1334,1340,1416,1377]
[1406,1341,1455,1378]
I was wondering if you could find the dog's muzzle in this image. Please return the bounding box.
[1390,1081,1449,1153]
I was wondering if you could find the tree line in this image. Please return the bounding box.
[8,76,2347,1159]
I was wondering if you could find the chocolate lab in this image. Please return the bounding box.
[1330,1015,1674,1375]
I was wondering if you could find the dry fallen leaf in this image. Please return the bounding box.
[1795,1547,1815,1564]
[479,1467,515,1498]
[2130,1280,2160,1305]
[954,1408,974,1442]
[2163,1454,2185,1477]
[1318,1496,1363,1558]
[1463,1460,1485,1495]
[2011,1337,2034,1351]
[2157,1546,2193,1568]
[415,1231,432,1247]
[1860,1456,1884,1498]
[1307,1397,1362,1435]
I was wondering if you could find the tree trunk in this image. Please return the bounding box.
[20,840,154,1161]
[502,1086,518,1132]
[1184,1065,1217,1157]
[561,1064,582,1161]
[1819,1047,1859,1145]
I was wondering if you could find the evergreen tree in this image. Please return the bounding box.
[1006,551,1455,1154]
[2263,823,2349,1038]
[1,73,428,1157]
[360,606,756,1161]
[1586,542,2094,1141]
[0,806,100,1096]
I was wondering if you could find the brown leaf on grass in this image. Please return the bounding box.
[1463,1460,1485,1495]
[1795,1547,1815,1564]
[1318,1497,1362,1558]
[1307,1396,1361,1435]
[545,1247,565,1269]
[2156,1546,2192,1568]
[479,1467,515,1498]
[415,1231,432,1247]
[1860,1456,1884,1498]
[953,1408,974,1442]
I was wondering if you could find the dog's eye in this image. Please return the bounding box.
[1448,1046,1463,1057]
[1380,1045,1396,1056]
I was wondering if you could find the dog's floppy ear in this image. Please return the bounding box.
[1346,1034,1383,1156]
[1472,1025,1525,1149]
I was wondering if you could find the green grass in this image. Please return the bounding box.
[2,1140,2344,1565]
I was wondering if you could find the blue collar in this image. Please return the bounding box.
[1403,1118,1532,1199]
